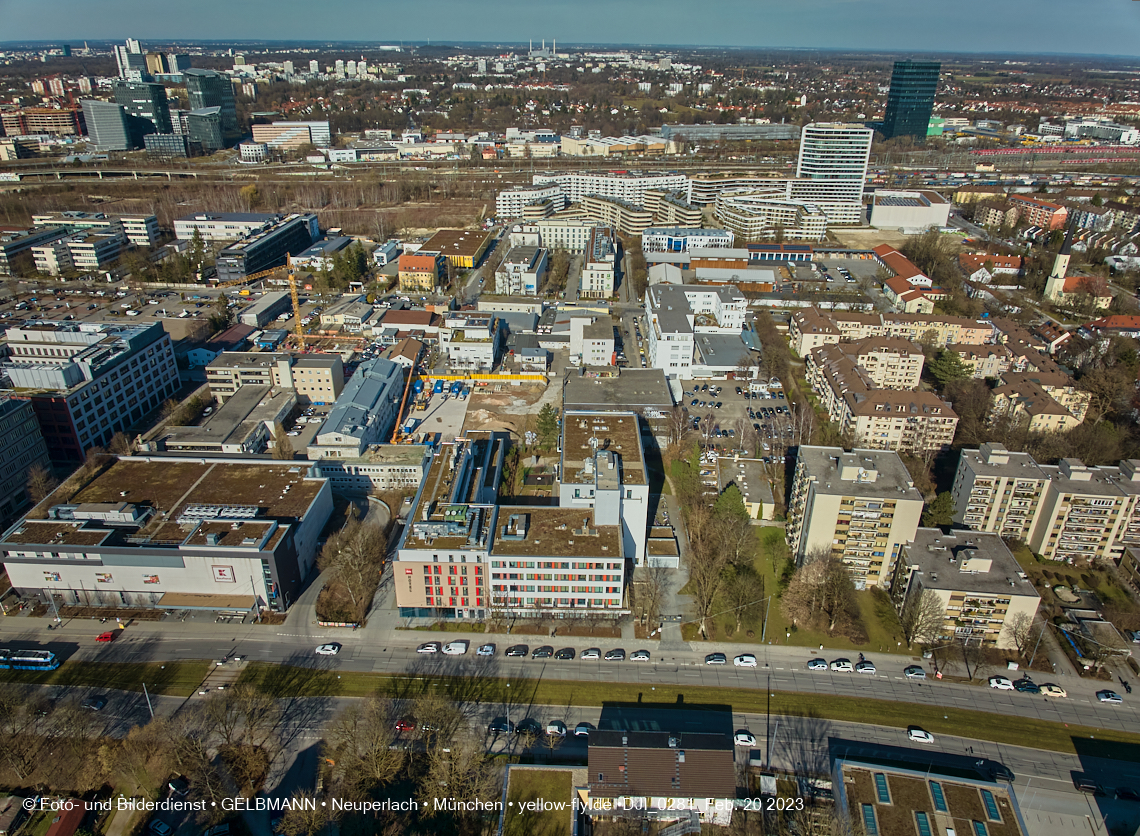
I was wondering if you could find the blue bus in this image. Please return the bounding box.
[0,648,60,671]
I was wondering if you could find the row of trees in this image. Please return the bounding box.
[316,512,387,624]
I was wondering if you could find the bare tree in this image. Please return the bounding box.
[722,564,765,636]
[319,518,388,622]
[685,504,730,638]
[108,431,134,455]
[325,695,404,799]
[420,732,503,831]
[782,552,865,640]
[1003,611,1042,659]
[275,790,331,836]
[272,422,295,460]
[898,589,947,648]
[26,463,58,503]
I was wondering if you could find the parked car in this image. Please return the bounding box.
[515,718,543,737]
[1097,690,1124,704]
[604,649,626,661]
[476,643,496,657]
[630,650,651,662]
[903,665,927,679]
[83,696,108,711]
[488,718,515,734]
[734,654,757,668]
[149,822,172,836]
[394,718,416,732]
[705,653,727,665]
[505,644,529,658]
[581,648,601,661]
[554,648,575,660]
[1040,684,1067,698]
[988,676,1014,690]
[855,661,877,675]
[442,641,469,656]
[830,659,854,672]
[532,646,554,659]
[807,658,828,671]
[1013,678,1040,694]
[416,642,441,654]
[546,720,567,737]
[734,731,757,747]
[95,631,118,642]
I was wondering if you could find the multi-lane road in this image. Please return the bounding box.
[5,615,1137,737]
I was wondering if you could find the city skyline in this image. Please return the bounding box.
[4,0,1140,57]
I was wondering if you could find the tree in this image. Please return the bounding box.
[713,482,750,524]
[928,349,970,390]
[239,184,262,210]
[685,504,730,638]
[26,463,58,504]
[535,404,559,449]
[921,491,956,527]
[319,517,387,622]
[782,552,865,640]
[272,423,295,460]
[722,564,765,635]
[274,790,331,836]
[897,589,947,648]
[1003,611,1042,659]
[325,695,404,799]
[108,431,134,456]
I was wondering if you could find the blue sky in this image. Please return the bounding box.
[4,0,1140,57]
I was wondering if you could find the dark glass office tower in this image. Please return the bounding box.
[183,69,238,142]
[112,81,172,133]
[880,60,940,142]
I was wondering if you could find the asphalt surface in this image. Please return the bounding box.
[6,616,1138,737]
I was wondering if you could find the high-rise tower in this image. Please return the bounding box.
[880,60,940,142]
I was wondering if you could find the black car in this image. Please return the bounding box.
[505,644,529,657]
[1013,678,1040,694]
[1116,787,1140,802]
[82,696,108,711]
[515,718,543,736]
[488,717,515,734]
[554,648,575,660]
[532,645,554,659]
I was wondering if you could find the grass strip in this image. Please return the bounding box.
[0,660,212,696]
[503,768,573,836]
[239,662,1140,758]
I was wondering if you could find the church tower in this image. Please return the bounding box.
[1044,225,1074,303]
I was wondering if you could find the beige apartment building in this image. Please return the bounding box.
[952,444,1140,563]
[206,352,344,405]
[949,343,1013,379]
[786,446,924,588]
[806,338,924,391]
[890,528,1041,649]
[789,309,992,357]
[840,390,959,456]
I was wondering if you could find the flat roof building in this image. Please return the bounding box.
[216,214,319,283]
[174,213,281,243]
[1,321,178,467]
[787,445,924,588]
[0,456,333,612]
[307,357,404,458]
[419,229,493,269]
[205,351,343,405]
[0,397,51,527]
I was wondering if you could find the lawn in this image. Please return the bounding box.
[683,526,912,655]
[0,660,212,696]
[503,768,573,836]
[239,662,1140,756]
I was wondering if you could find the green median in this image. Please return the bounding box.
[0,660,212,696]
[238,662,1140,758]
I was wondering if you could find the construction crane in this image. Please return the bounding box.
[286,255,304,350]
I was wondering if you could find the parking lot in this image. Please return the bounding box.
[681,380,801,459]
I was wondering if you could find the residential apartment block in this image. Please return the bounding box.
[494,246,548,296]
[1009,195,1068,230]
[806,338,924,393]
[205,351,344,405]
[952,443,1140,563]
[890,528,1041,648]
[786,446,924,588]
[641,228,734,254]
[842,390,958,455]
[714,192,829,242]
[398,251,446,292]
[32,228,127,276]
[495,184,568,219]
[580,195,655,237]
[581,226,617,298]
[531,170,692,206]
[789,309,993,356]
[439,312,501,372]
[0,321,179,467]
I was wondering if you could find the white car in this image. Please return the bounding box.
[630,650,651,662]
[903,665,926,679]
[734,731,757,747]
[830,659,854,673]
[417,642,441,654]
[315,644,340,656]
[907,727,935,744]
[581,648,601,661]
[1097,690,1123,704]
[1040,684,1067,698]
[855,661,877,675]
[988,676,1014,691]
[476,643,496,657]
[574,722,593,737]
[807,658,828,671]
[546,720,566,737]
[734,654,757,668]
[442,641,469,656]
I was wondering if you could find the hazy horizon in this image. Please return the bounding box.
[3,0,1140,59]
